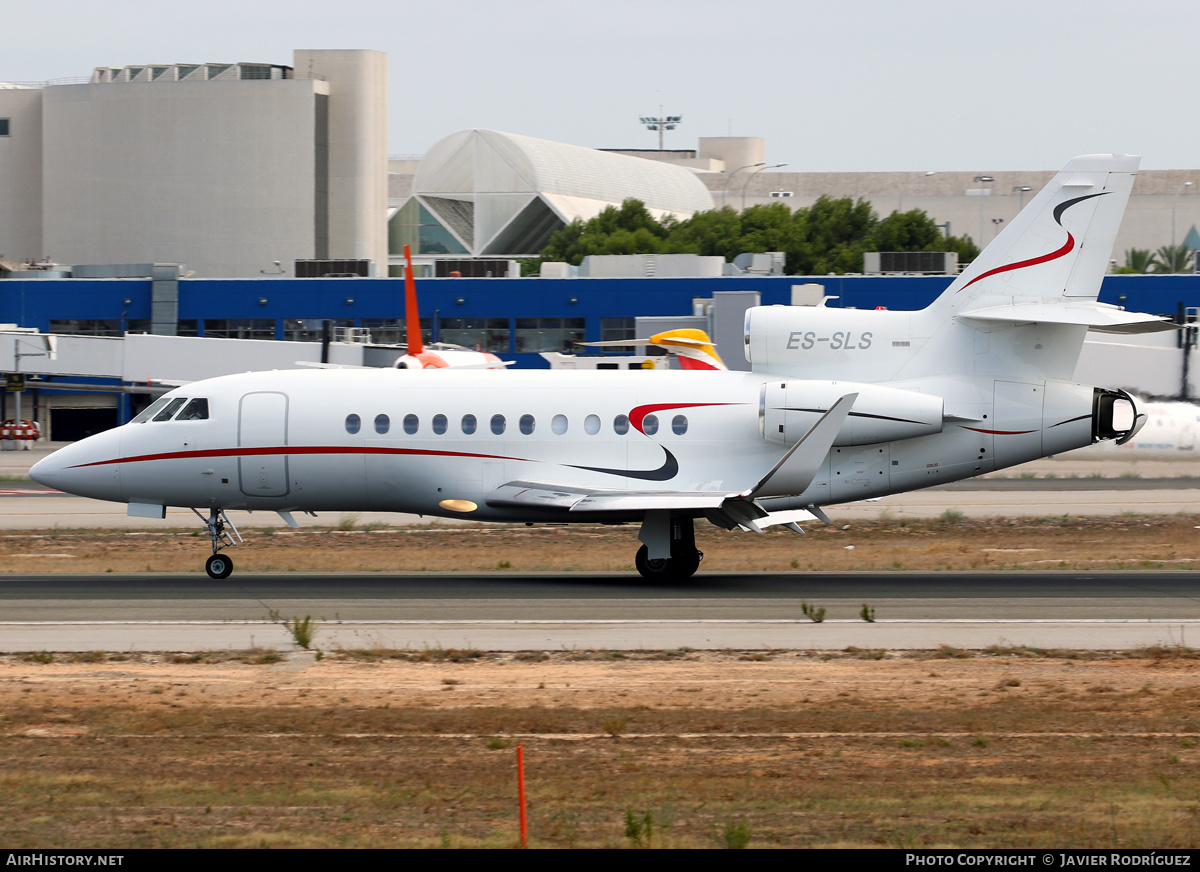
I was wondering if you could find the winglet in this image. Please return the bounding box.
[743,393,857,498]
[403,244,424,356]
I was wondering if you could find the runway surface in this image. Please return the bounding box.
[2,571,1198,652]
[3,445,1200,652]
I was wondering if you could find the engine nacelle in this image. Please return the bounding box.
[761,379,944,446]
[744,305,922,382]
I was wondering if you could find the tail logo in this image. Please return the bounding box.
[959,192,1109,291]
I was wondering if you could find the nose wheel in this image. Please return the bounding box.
[206,553,234,579]
[192,508,243,578]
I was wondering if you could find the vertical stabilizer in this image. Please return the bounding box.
[937,154,1139,316]
[403,244,424,356]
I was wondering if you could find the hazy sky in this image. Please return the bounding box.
[9,0,1197,172]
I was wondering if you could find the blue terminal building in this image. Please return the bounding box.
[1,271,1198,440]
[3,271,1197,364]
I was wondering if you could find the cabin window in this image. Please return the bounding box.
[131,398,171,423]
[551,414,568,435]
[461,414,477,435]
[613,414,630,435]
[519,414,535,435]
[584,414,600,435]
[643,414,659,436]
[403,414,419,435]
[374,414,390,434]
[672,415,688,435]
[490,414,506,435]
[345,414,361,434]
[154,398,188,422]
[432,414,448,435]
[176,398,209,421]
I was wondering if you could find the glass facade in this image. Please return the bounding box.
[438,318,510,353]
[514,317,585,353]
[283,318,353,342]
[202,319,275,339]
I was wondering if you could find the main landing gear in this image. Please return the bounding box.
[635,512,703,581]
[192,508,243,579]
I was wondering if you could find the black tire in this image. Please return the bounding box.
[671,547,702,579]
[634,545,702,581]
[206,553,233,580]
[635,544,675,580]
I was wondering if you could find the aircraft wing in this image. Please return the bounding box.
[485,394,858,534]
[485,481,820,533]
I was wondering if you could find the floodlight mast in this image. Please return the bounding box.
[640,105,682,151]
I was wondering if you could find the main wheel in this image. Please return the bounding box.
[635,545,674,580]
[634,545,702,581]
[670,546,702,579]
[206,553,234,579]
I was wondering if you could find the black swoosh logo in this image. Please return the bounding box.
[566,446,679,481]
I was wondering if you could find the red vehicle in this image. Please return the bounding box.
[0,419,40,441]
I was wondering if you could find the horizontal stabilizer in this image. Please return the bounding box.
[961,303,1177,334]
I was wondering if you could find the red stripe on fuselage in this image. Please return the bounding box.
[627,402,738,434]
[67,445,521,469]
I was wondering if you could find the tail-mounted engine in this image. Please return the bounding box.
[1094,388,1144,445]
[760,379,944,446]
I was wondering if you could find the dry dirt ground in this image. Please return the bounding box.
[2,649,1199,848]
[3,514,1200,574]
[2,516,1199,848]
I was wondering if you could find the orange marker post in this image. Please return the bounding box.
[517,743,528,848]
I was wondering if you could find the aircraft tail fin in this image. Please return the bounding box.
[649,329,727,371]
[937,154,1140,316]
[403,244,424,357]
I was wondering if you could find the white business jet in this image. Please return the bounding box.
[31,155,1172,580]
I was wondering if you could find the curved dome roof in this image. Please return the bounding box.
[412,129,714,256]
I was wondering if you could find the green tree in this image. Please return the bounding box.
[535,196,974,275]
[538,199,668,265]
[868,210,978,264]
[1115,248,1156,274]
[1153,243,1192,274]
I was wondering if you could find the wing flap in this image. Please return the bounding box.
[486,481,733,513]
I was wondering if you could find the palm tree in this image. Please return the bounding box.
[1153,243,1193,274]
[1122,248,1156,274]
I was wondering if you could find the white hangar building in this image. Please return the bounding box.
[389,128,715,259]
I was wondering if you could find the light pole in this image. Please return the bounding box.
[10,336,52,449]
[639,106,682,152]
[721,163,764,209]
[974,175,994,248]
[898,171,935,213]
[742,163,787,211]
[1012,185,1033,210]
[1172,181,1193,272]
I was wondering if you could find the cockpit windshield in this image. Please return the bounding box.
[130,397,210,423]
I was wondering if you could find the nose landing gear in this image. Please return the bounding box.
[205,553,233,580]
[192,508,243,579]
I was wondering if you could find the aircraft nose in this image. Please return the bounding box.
[29,431,123,501]
[29,453,62,487]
